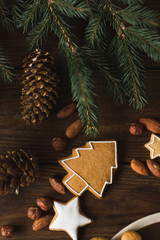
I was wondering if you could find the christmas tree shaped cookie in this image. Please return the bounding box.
[59,141,118,198]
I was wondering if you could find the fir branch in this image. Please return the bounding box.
[11,0,25,28]
[120,5,159,29]
[112,35,146,109]
[48,4,99,135]
[19,0,160,133]
[68,51,99,136]
[85,3,108,47]
[18,0,42,32]
[117,0,144,5]
[0,46,14,83]
[26,11,51,50]
[84,0,97,16]
[48,0,89,19]
[0,0,14,31]
[49,4,74,48]
[82,47,124,104]
[126,27,160,62]
[105,0,147,108]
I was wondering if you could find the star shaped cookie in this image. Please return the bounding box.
[49,197,92,240]
[144,134,160,159]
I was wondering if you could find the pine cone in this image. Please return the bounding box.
[0,149,39,196]
[21,49,60,125]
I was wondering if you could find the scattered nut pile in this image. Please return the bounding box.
[27,197,53,231]
[27,176,66,232]
[129,117,160,178]
[52,103,83,151]
[129,118,160,135]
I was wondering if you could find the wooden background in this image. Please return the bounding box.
[0,1,160,239]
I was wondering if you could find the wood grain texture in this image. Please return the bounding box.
[0,1,160,239]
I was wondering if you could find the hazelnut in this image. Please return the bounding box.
[36,197,52,211]
[129,123,143,135]
[1,225,15,238]
[27,207,41,220]
[121,231,142,240]
[52,137,66,151]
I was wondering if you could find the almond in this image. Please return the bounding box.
[65,119,83,138]
[131,159,150,176]
[146,159,160,178]
[56,103,76,119]
[32,214,53,231]
[49,177,65,194]
[139,118,160,133]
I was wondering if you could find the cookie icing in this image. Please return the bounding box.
[49,197,92,240]
[145,134,160,159]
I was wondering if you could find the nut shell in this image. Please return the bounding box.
[32,214,53,231]
[129,123,143,135]
[56,103,76,119]
[49,177,65,194]
[1,225,15,238]
[27,207,41,220]
[121,231,142,240]
[65,119,83,138]
[139,118,160,133]
[52,137,66,151]
[146,159,160,178]
[36,197,52,211]
[131,160,150,176]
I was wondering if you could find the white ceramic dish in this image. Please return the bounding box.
[112,212,160,240]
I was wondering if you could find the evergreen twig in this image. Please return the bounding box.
[0,0,14,31]
[0,46,14,83]
[48,2,99,135]
[0,0,17,83]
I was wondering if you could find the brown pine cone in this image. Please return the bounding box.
[21,49,60,125]
[0,149,39,196]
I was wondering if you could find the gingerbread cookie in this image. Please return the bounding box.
[144,134,160,159]
[59,141,118,198]
[49,197,92,240]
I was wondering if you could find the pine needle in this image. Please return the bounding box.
[0,46,14,83]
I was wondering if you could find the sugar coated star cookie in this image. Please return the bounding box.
[59,141,118,199]
[144,134,160,159]
[49,197,92,240]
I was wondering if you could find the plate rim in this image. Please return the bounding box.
[112,212,160,240]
